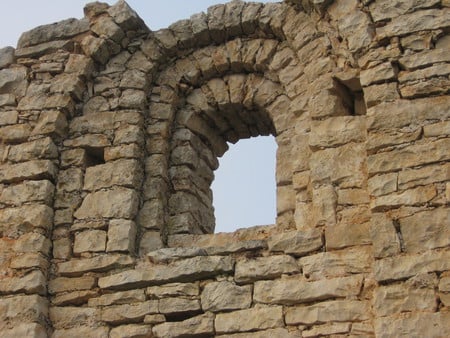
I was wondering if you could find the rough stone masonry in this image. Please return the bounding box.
[0,0,449,337]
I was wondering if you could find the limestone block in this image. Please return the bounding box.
[159,298,201,315]
[254,274,363,305]
[74,187,139,220]
[368,172,398,197]
[374,273,438,316]
[363,82,399,107]
[370,213,401,258]
[63,134,111,149]
[201,281,252,312]
[10,252,48,270]
[0,67,27,96]
[57,168,83,193]
[399,48,450,71]
[360,62,397,86]
[147,282,199,298]
[17,17,89,48]
[312,184,337,226]
[50,306,99,329]
[98,256,234,289]
[49,276,96,295]
[326,221,371,250]
[303,323,351,338]
[371,185,437,210]
[0,159,57,183]
[277,184,296,214]
[110,324,153,338]
[374,250,450,282]
[89,289,145,307]
[104,143,143,161]
[299,247,372,280]
[152,312,214,338]
[65,54,94,77]
[81,35,110,65]
[216,328,300,338]
[215,306,283,334]
[310,143,366,188]
[310,116,366,148]
[368,138,450,174]
[101,301,159,324]
[52,327,109,338]
[399,208,450,253]
[73,230,107,254]
[53,237,71,260]
[0,46,15,69]
[0,110,18,126]
[2,323,47,338]
[15,40,74,59]
[285,300,370,325]
[108,0,146,30]
[234,255,299,283]
[147,247,208,264]
[119,89,146,109]
[84,159,142,191]
[91,16,124,43]
[368,128,422,153]
[60,148,87,168]
[57,254,134,277]
[376,9,450,39]
[1,180,54,206]
[0,294,47,328]
[0,124,31,143]
[423,120,450,138]
[13,232,51,254]
[18,93,75,114]
[399,63,450,83]
[369,0,441,22]
[139,231,164,255]
[439,276,450,306]
[0,93,16,106]
[374,312,450,338]
[367,95,450,131]
[106,219,136,253]
[0,270,46,295]
[268,229,323,256]
[0,204,53,235]
[137,198,165,230]
[8,137,58,163]
[401,77,450,98]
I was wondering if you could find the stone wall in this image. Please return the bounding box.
[0,0,449,337]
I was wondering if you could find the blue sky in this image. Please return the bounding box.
[0,0,278,233]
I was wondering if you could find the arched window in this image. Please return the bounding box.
[212,136,277,233]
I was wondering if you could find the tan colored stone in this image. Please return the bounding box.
[368,172,398,197]
[326,221,371,250]
[74,187,139,220]
[52,327,109,338]
[0,295,48,329]
[201,281,252,312]
[50,306,99,329]
[58,254,134,277]
[215,306,283,334]
[371,185,437,211]
[0,180,54,206]
[2,323,47,338]
[73,230,107,253]
[254,274,363,305]
[49,276,96,294]
[159,298,201,315]
[147,283,199,298]
[303,323,351,338]
[109,324,152,338]
[107,219,136,253]
[363,82,399,107]
[374,273,438,316]
[312,184,337,226]
[235,255,299,283]
[374,249,450,282]
[310,116,366,148]
[153,312,214,338]
[361,62,397,86]
[217,328,300,338]
[285,300,370,325]
[299,247,372,280]
[0,160,57,183]
[370,213,401,258]
[374,312,450,338]
[268,229,322,256]
[101,301,158,324]
[0,204,53,235]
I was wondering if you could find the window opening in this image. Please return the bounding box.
[85,147,105,167]
[212,136,277,233]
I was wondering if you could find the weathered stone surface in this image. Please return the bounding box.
[0,295,48,329]
[0,270,47,295]
[201,281,252,312]
[374,273,438,316]
[159,297,201,315]
[0,124,31,143]
[268,229,323,256]
[49,276,96,294]
[360,62,397,86]
[110,324,153,338]
[325,221,371,250]
[8,137,58,163]
[234,255,299,283]
[2,323,47,338]
[215,306,284,334]
[299,247,372,280]
[285,300,370,325]
[58,254,134,277]
[99,256,234,289]
[303,323,351,338]
[73,229,107,253]
[310,116,366,148]
[84,159,142,191]
[0,204,53,235]
[0,160,57,183]
[101,301,158,324]
[152,312,214,338]
[374,312,450,338]
[107,219,136,253]
[399,208,450,253]
[371,185,437,210]
[0,180,54,206]
[374,249,450,282]
[0,46,15,69]
[74,187,139,220]
[147,282,199,298]
[50,306,99,329]
[370,213,401,258]
[254,274,363,305]
[52,326,109,338]
[88,289,145,307]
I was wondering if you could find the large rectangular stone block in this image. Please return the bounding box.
[234,255,299,283]
[0,180,54,206]
[201,281,252,312]
[0,295,48,330]
[0,160,57,183]
[8,137,57,163]
[57,254,134,277]
[152,313,214,338]
[0,204,53,235]
[84,159,142,191]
